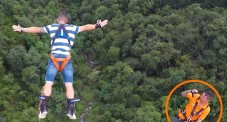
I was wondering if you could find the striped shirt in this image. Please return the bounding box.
[44,24,80,55]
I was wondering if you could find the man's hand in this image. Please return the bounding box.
[191,89,198,93]
[12,25,23,32]
[96,20,108,29]
[99,20,108,27]
[181,89,198,97]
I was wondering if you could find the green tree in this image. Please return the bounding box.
[134,102,161,122]
[6,46,27,71]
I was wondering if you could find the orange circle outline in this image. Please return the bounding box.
[165,80,223,122]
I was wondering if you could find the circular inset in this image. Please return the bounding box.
[165,80,223,122]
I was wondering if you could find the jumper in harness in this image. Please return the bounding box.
[178,92,209,122]
[50,24,72,72]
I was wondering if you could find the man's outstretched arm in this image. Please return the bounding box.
[79,20,108,32]
[12,25,46,33]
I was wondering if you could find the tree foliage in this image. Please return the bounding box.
[0,0,226,122]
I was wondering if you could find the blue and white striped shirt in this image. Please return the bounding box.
[44,24,80,56]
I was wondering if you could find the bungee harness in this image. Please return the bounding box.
[50,53,71,72]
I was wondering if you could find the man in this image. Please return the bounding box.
[12,11,108,119]
[172,89,214,122]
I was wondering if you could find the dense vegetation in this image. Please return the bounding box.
[0,0,226,122]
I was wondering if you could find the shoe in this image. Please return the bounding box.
[39,110,48,119]
[66,107,76,119]
[66,98,80,119]
[38,101,48,119]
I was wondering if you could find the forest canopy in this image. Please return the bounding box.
[0,0,226,122]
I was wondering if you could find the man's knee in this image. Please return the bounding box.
[41,81,54,96]
[43,81,54,89]
[65,82,74,89]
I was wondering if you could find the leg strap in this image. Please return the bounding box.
[67,98,81,104]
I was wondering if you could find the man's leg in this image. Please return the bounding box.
[39,59,57,119]
[65,82,77,119]
[65,82,74,99]
[39,81,54,118]
[42,81,54,96]
[62,59,76,119]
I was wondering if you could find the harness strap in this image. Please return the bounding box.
[191,90,194,98]
[51,24,71,48]
[50,53,71,72]
[190,100,199,117]
[182,110,187,121]
[195,107,206,116]
[181,97,208,122]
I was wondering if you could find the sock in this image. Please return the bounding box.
[39,95,49,106]
[67,99,75,108]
